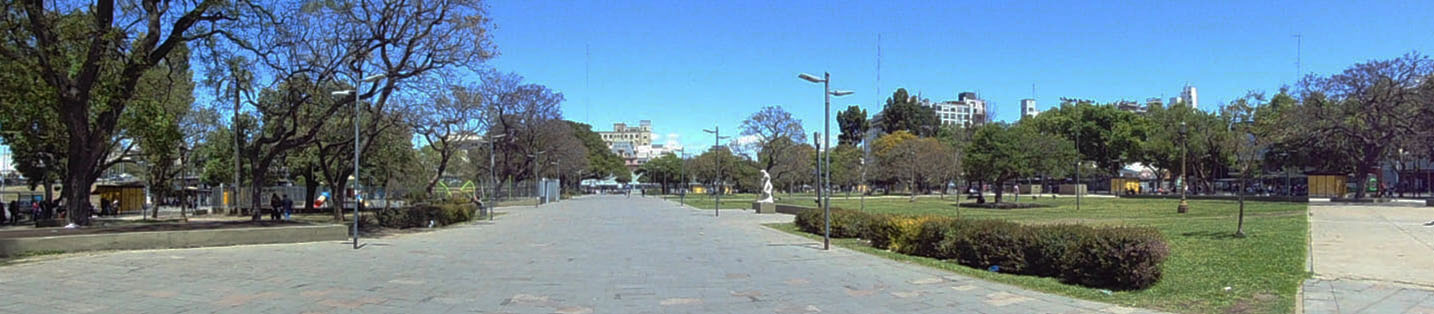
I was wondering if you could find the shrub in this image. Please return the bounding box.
[793,207,869,238]
[860,214,902,249]
[894,217,959,258]
[1058,227,1169,290]
[794,207,824,234]
[789,212,1170,290]
[943,220,1027,273]
[1022,224,1091,277]
[375,203,477,229]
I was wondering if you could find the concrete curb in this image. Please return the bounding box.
[0,224,348,257]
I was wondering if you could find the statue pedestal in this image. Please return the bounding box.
[752,202,775,214]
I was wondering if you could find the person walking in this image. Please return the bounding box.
[269,193,282,221]
[281,194,293,220]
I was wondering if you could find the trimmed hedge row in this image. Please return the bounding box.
[375,202,476,229]
[792,207,1169,290]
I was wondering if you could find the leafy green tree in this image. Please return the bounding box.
[614,169,633,185]
[131,43,197,218]
[691,146,746,192]
[836,105,869,146]
[872,131,918,199]
[1026,102,1150,177]
[877,88,939,137]
[1222,92,1276,236]
[637,153,683,194]
[1,1,233,224]
[566,121,626,185]
[828,144,863,196]
[966,123,1076,203]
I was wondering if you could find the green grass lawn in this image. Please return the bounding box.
[766,196,1307,314]
[657,193,762,209]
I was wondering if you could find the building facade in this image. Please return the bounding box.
[1179,85,1198,108]
[927,92,988,128]
[1020,98,1039,118]
[597,120,668,171]
[599,120,653,148]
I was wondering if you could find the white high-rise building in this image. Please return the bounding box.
[1020,99,1039,118]
[928,92,988,128]
[1180,85,1198,108]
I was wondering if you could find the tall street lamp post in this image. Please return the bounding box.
[798,72,852,251]
[528,151,546,207]
[702,127,729,216]
[1073,121,1081,211]
[484,134,506,220]
[678,148,687,207]
[330,73,385,249]
[550,160,560,203]
[1178,121,1190,214]
[814,132,823,209]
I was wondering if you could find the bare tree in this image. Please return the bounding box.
[738,106,808,191]
[1298,53,1431,199]
[414,85,486,196]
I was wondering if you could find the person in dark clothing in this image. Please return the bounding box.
[269,193,282,221]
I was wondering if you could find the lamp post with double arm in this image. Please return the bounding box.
[702,127,729,216]
[798,72,853,251]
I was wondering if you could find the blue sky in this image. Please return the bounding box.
[484,0,1434,153]
[3,1,1432,167]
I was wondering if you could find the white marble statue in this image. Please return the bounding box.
[757,169,775,203]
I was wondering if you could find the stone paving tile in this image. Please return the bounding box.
[1304,278,1434,314]
[1,196,1162,313]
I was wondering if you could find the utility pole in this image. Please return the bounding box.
[679,148,686,207]
[487,134,505,221]
[233,76,241,216]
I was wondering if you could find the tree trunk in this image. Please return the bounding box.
[994,179,1005,203]
[425,151,451,196]
[1353,147,1381,199]
[304,176,319,212]
[1236,173,1247,237]
[332,177,348,221]
[908,179,917,203]
[63,132,100,225]
[151,188,162,219]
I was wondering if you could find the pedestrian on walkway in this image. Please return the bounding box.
[281,194,293,220]
[269,193,282,221]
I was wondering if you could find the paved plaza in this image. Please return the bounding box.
[0,195,1155,313]
[1303,203,1434,313]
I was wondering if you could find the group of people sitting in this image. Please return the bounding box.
[1,199,64,224]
